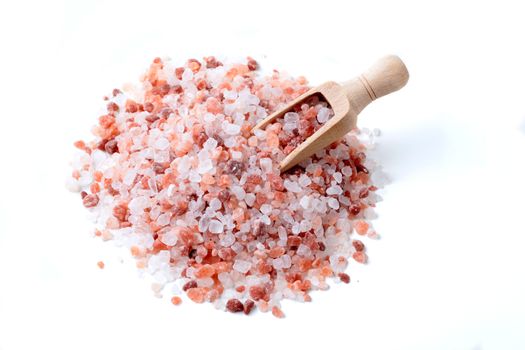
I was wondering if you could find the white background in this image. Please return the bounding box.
[1,1,524,349]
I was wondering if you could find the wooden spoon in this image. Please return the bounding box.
[253,55,409,172]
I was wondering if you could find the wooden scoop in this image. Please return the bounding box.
[253,55,409,172]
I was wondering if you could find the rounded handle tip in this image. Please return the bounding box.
[362,55,409,99]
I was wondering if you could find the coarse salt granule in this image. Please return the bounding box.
[69,56,384,318]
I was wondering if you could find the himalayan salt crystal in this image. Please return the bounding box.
[69,55,383,317]
[233,259,252,274]
[226,299,244,313]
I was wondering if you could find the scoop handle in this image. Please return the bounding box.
[343,55,409,114]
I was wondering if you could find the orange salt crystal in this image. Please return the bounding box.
[130,246,141,257]
[187,287,207,303]
[352,251,367,264]
[235,285,246,293]
[73,140,85,149]
[97,261,105,269]
[72,169,81,180]
[171,296,182,306]
[319,264,333,277]
[266,132,280,147]
[201,173,215,185]
[93,171,103,182]
[268,246,285,258]
[271,306,285,318]
[194,264,216,278]
[354,220,369,235]
[90,182,100,194]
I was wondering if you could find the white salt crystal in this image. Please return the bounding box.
[156,213,171,226]
[281,254,292,268]
[317,107,332,123]
[197,159,213,174]
[209,198,222,211]
[298,174,312,187]
[154,137,170,150]
[160,230,178,246]
[300,195,311,210]
[198,216,210,232]
[203,137,218,150]
[230,150,243,160]
[177,156,191,174]
[327,197,340,209]
[224,137,237,148]
[208,219,224,234]
[297,244,311,257]
[182,68,193,81]
[253,129,266,140]
[233,259,252,274]
[220,233,235,247]
[259,158,272,173]
[299,219,312,232]
[260,204,272,215]
[284,179,302,193]
[292,222,301,235]
[260,215,271,225]
[326,185,343,195]
[223,89,238,99]
[244,193,256,207]
[333,172,343,183]
[189,171,201,182]
[341,166,353,177]
[223,122,241,135]
[122,170,136,186]
[128,196,149,214]
[272,258,284,270]
[231,186,246,200]
[284,112,299,124]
